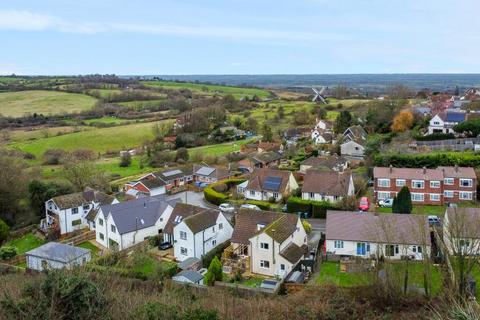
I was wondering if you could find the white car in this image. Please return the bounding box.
[379,198,394,208]
[428,215,441,224]
[240,204,261,211]
[219,203,235,213]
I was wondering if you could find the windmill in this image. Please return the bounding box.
[312,87,327,104]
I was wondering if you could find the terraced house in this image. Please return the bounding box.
[373,165,477,205]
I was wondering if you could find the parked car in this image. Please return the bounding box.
[158,242,172,250]
[428,215,441,225]
[219,203,235,213]
[379,198,394,208]
[240,204,261,211]
[358,197,370,211]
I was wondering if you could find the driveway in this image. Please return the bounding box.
[166,191,215,209]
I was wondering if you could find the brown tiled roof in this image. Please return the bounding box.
[164,203,207,234]
[446,207,480,239]
[231,209,283,245]
[246,168,292,193]
[438,166,476,179]
[326,211,431,246]
[258,141,281,152]
[374,167,444,180]
[263,214,299,243]
[302,171,351,196]
[252,151,282,164]
[301,155,347,169]
[279,242,307,264]
[183,210,220,234]
[52,188,115,210]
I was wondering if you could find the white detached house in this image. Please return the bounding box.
[173,210,233,262]
[242,168,298,203]
[95,196,178,251]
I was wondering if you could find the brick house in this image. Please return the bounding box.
[373,165,477,205]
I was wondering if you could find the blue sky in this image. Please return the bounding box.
[1,0,479,75]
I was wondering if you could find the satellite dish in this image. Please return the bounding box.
[312,87,327,104]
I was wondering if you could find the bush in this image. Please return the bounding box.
[245,200,272,210]
[287,197,339,218]
[43,148,67,165]
[203,179,246,205]
[148,235,161,247]
[0,246,16,260]
[129,302,180,320]
[204,256,223,286]
[0,218,9,245]
[201,241,230,268]
[119,153,132,167]
[373,152,480,168]
[182,307,218,320]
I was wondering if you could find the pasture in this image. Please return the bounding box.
[142,80,272,99]
[0,90,97,117]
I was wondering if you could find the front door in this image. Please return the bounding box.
[356,243,366,255]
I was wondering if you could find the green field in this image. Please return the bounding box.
[2,233,46,255]
[143,80,272,99]
[11,120,172,158]
[82,116,132,125]
[5,126,92,143]
[0,90,97,118]
[377,205,447,216]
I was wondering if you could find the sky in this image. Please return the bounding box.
[1,0,480,75]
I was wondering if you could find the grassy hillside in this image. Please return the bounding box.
[10,120,172,158]
[142,80,272,99]
[0,90,97,117]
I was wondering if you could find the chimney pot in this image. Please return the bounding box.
[389,165,393,173]
[423,166,426,174]
[455,164,459,173]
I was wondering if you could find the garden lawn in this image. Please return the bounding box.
[3,233,46,255]
[0,90,97,118]
[377,205,446,216]
[77,241,100,256]
[316,261,372,287]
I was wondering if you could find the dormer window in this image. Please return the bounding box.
[257,224,265,231]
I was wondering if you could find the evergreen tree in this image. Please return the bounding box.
[262,123,273,142]
[334,110,353,134]
[392,186,412,214]
[204,256,223,286]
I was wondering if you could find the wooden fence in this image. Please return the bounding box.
[60,230,95,246]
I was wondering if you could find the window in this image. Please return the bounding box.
[430,194,440,201]
[99,233,104,241]
[72,208,79,214]
[273,192,279,199]
[444,178,454,185]
[72,219,82,226]
[459,192,473,200]
[430,181,440,188]
[413,245,423,253]
[260,242,269,250]
[83,205,90,210]
[396,179,406,187]
[99,218,104,226]
[212,240,217,246]
[334,240,344,249]
[111,225,116,233]
[444,190,454,198]
[411,180,424,189]
[310,192,315,199]
[377,191,390,200]
[385,244,399,257]
[212,226,215,232]
[378,179,390,187]
[219,223,223,230]
[180,247,188,255]
[260,260,270,268]
[280,264,285,271]
[180,231,187,240]
[249,190,255,196]
[411,193,424,202]
[460,179,473,187]
[433,121,440,125]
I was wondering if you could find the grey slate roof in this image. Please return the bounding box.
[100,195,179,235]
[174,270,204,283]
[26,242,90,263]
[178,257,201,270]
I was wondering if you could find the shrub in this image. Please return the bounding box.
[128,302,180,320]
[0,218,9,245]
[43,148,67,165]
[287,197,339,218]
[245,200,272,210]
[201,241,230,268]
[212,183,228,193]
[392,186,412,214]
[0,246,16,260]
[148,235,161,247]
[182,307,218,320]
[373,152,480,168]
[203,179,246,205]
[204,256,223,286]
[119,153,132,167]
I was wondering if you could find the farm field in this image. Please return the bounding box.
[10,120,173,158]
[118,99,167,109]
[0,90,97,117]
[143,80,272,99]
[82,116,132,125]
[4,126,92,143]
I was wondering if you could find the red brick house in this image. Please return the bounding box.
[373,165,477,205]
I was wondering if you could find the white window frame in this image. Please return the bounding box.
[72,207,79,214]
[334,240,344,249]
[430,181,440,188]
[260,242,269,250]
[378,179,390,188]
[411,193,424,202]
[459,192,473,200]
[99,218,104,226]
[377,191,390,200]
[249,190,255,196]
[273,192,279,199]
[430,194,440,201]
[110,225,116,233]
[180,231,187,240]
[444,190,454,198]
[411,180,424,189]
[396,179,406,187]
[180,247,188,255]
[460,179,473,188]
[260,260,270,269]
[444,178,454,185]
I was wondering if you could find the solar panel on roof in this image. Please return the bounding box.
[196,167,215,176]
[446,112,465,122]
[263,176,282,191]
[163,169,183,177]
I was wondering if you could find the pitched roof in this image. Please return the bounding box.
[164,203,207,234]
[26,242,90,263]
[258,141,281,152]
[178,257,201,270]
[445,207,480,239]
[85,208,99,222]
[183,210,220,234]
[174,270,204,283]
[262,214,299,243]
[302,171,352,196]
[231,209,283,245]
[301,155,347,169]
[344,125,367,140]
[193,165,229,179]
[438,166,477,179]
[252,151,282,164]
[52,189,115,210]
[139,177,166,189]
[279,242,307,264]
[246,168,292,193]
[373,167,444,180]
[100,196,179,235]
[326,211,431,246]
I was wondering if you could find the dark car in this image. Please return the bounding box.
[159,242,172,250]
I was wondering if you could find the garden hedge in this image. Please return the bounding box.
[245,200,272,210]
[286,197,339,219]
[373,152,480,168]
[201,241,230,268]
[203,179,246,205]
[415,133,455,141]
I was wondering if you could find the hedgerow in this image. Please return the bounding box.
[373,152,480,168]
[286,197,339,218]
[203,179,246,205]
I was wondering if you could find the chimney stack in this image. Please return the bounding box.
[455,164,459,173]
[389,165,393,173]
[423,166,426,174]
